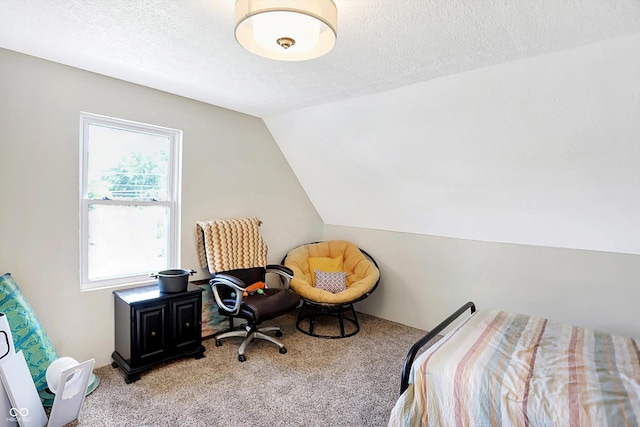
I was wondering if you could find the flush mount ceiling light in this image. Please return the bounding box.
[235,0,338,61]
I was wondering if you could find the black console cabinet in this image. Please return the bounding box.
[111,283,206,383]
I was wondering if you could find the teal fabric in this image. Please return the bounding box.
[0,273,58,391]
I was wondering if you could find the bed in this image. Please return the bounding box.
[389,302,640,427]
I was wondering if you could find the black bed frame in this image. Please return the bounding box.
[399,301,477,395]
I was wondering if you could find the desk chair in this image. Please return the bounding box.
[196,217,299,362]
[210,266,299,362]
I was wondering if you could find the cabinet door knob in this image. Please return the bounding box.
[185,322,190,327]
[151,331,156,336]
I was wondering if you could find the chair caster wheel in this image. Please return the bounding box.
[215,339,221,347]
[111,361,118,368]
[238,354,247,362]
[279,347,287,354]
[275,330,283,337]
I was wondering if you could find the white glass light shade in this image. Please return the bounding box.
[235,0,337,61]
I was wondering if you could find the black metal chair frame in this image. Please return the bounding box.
[283,245,380,339]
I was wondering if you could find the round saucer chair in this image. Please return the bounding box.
[283,240,380,339]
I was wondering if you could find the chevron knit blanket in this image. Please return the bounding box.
[195,217,268,274]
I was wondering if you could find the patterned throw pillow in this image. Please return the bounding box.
[314,270,347,294]
[308,256,343,285]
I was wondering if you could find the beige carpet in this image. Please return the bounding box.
[69,311,428,427]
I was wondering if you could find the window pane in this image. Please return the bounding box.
[87,204,169,280]
[86,123,170,201]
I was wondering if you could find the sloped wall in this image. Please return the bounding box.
[266,34,640,338]
[267,33,640,256]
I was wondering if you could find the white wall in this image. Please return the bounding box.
[1,40,639,378]
[326,225,640,339]
[295,34,640,339]
[267,33,640,256]
[0,48,323,367]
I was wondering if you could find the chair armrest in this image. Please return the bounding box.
[266,264,293,289]
[210,274,245,316]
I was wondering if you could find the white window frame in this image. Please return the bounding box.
[79,112,182,290]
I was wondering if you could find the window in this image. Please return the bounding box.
[80,113,182,290]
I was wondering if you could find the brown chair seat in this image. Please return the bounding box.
[224,287,300,324]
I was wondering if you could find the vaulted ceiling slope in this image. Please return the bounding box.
[266,32,640,255]
[2,1,640,255]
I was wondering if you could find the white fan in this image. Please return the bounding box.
[45,357,96,427]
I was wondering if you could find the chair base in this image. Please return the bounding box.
[296,300,360,339]
[215,326,287,362]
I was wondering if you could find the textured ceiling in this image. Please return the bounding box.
[2,0,640,255]
[1,0,640,118]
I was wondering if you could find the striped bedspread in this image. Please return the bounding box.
[389,309,640,427]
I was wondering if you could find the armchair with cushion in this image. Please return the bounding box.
[283,240,380,338]
[196,217,300,362]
